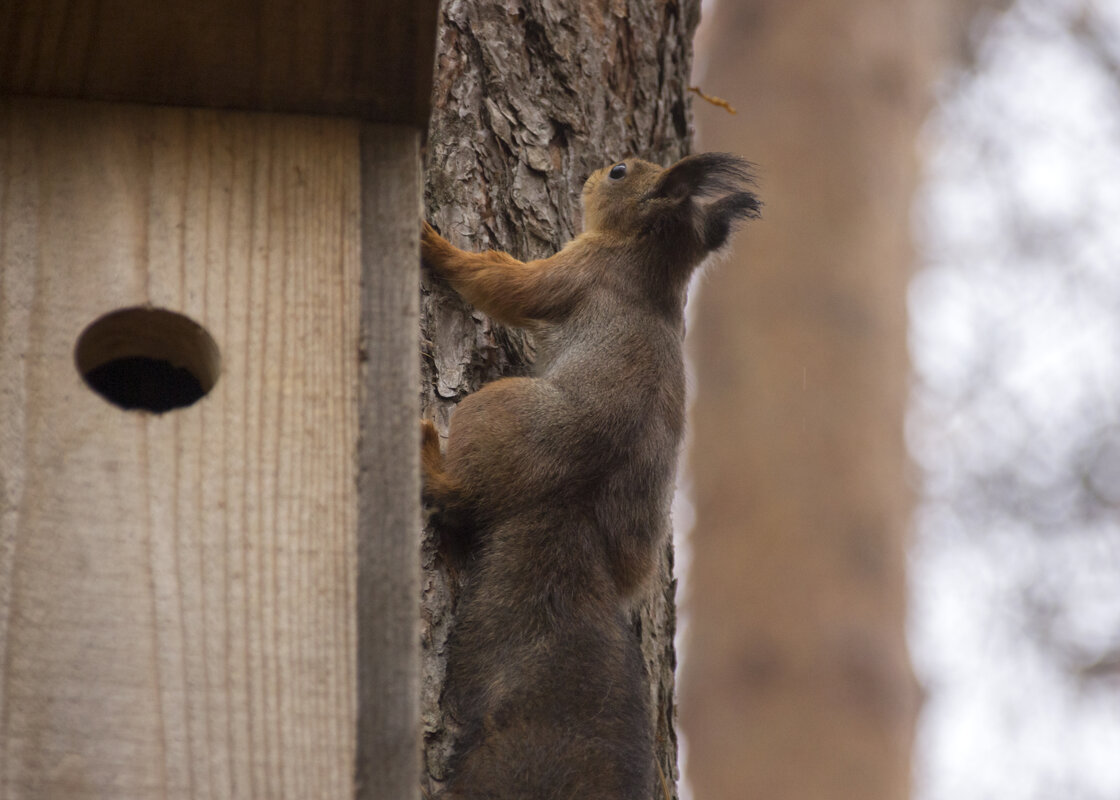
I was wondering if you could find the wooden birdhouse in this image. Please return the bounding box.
[0,2,437,797]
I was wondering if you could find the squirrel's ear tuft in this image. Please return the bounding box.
[651,153,761,251]
[652,152,757,202]
[702,190,762,251]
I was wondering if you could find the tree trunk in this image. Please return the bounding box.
[681,1,943,798]
[418,1,699,796]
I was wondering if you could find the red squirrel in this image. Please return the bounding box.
[421,153,759,799]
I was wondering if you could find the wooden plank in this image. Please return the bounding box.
[354,124,421,800]
[0,97,362,798]
[0,0,439,127]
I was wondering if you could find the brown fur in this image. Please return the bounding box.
[422,154,759,799]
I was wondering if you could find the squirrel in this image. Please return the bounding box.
[421,153,760,799]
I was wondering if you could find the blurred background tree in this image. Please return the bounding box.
[679,1,945,795]
[680,1,1120,799]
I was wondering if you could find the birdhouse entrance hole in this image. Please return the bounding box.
[75,307,221,413]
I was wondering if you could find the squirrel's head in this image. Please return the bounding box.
[581,153,760,259]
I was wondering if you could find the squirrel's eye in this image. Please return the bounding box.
[608,163,627,180]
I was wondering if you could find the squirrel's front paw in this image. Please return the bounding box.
[420,221,446,271]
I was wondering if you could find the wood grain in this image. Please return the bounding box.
[0,98,363,799]
[0,0,439,127]
[354,124,420,800]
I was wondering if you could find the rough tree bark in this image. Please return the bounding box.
[418,1,699,796]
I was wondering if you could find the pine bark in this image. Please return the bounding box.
[418,1,699,796]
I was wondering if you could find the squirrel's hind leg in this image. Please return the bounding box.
[420,419,444,489]
[421,418,478,561]
[420,419,463,506]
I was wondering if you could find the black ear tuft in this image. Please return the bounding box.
[702,190,762,251]
[646,153,760,252]
[652,152,757,202]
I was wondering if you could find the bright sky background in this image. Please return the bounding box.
[909,0,1120,798]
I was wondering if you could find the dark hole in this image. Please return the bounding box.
[75,306,221,414]
[84,356,206,413]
